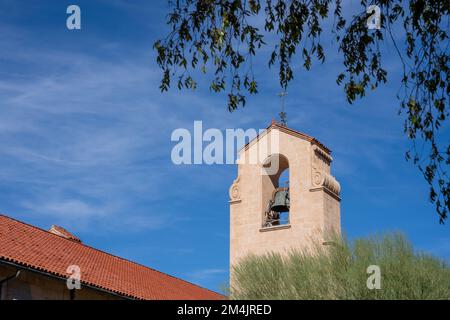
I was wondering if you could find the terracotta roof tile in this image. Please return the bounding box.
[0,214,224,300]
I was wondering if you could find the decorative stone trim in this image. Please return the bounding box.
[310,143,340,200]
[310,186,341,201]
[312,170,340,195]
[313,145,333,164]
[259,224,291,232]
[229,175,241,202]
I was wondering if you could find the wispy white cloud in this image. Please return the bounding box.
[0,27,233,234]
[185,268,228,282]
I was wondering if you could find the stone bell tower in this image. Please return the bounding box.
[229,121,341,271]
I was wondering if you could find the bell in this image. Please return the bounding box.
[270,188,290,212]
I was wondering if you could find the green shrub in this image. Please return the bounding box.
[231,233,450,299]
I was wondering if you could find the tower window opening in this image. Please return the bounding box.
[264,186,290,227]
[263,159,290,228]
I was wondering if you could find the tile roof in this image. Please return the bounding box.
[0,214,224,300]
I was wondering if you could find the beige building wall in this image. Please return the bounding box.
[0,263,123,300]
[229,124,341,275]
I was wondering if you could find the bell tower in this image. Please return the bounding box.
[229,121,341,271]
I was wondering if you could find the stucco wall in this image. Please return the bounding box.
[0,263,124,300]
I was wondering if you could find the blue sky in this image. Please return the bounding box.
[0,0,448,292]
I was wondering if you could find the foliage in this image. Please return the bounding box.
[230,232,450,299]
[154,0,449,223]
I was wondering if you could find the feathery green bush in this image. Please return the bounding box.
[231,233,450,299]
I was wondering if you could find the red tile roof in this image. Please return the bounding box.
[0,214,224,300]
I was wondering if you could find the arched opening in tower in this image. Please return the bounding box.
[261,154,290,228]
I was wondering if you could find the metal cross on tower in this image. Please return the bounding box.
[278,91,288,126]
